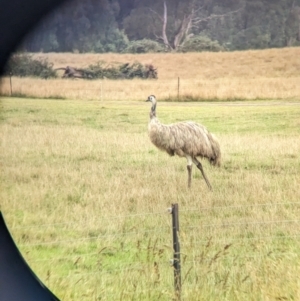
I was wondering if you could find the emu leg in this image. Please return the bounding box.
[193,158,212,190]
[185,155,193,188]
[187,165,192,188]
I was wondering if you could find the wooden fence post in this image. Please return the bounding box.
[100,81,103,101]
[171,203,181,300]
[9,73,13,96]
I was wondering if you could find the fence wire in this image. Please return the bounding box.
[11,202,300,299]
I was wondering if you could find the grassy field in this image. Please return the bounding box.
[1,47,300,101]
[1,95,300,300]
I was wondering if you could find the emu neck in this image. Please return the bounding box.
[150,102,157,119]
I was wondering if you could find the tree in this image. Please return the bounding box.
[22,0,128,53]
[19,0,300,53]
[286,1,300,46]
[158,1,193,50]
[148,0,242,51]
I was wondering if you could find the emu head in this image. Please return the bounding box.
[146,95,156,103]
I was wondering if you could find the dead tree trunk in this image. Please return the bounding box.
[160,1,194,51]
[157,1,241,51]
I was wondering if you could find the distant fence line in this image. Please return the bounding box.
[3,76,182,101]
[2,75,299,101]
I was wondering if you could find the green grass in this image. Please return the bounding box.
[1,97,300,300]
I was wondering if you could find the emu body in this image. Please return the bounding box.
[146,95,221,189]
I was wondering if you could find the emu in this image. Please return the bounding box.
[146,95,221,189]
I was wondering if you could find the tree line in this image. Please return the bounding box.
[22,0,300,53]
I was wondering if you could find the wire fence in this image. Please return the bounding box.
[1,75,300,101]
[10,201,300,300]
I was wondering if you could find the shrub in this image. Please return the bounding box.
[180,36,225,52]
[123,39,164,53]
[104,29,129,53]
[55,62,158,80]
[84,61,157,79]
[4,53,56,78]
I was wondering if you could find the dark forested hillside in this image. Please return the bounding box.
[21,0,300,53]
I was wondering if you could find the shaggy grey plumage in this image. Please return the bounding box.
[146,95,221,189]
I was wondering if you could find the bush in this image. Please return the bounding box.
[55,61,158,79]
[84,61,157,79]
[123,39,164,53]
[104,29,129,53]
[4,53,56,78]
[180,36,224,52]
